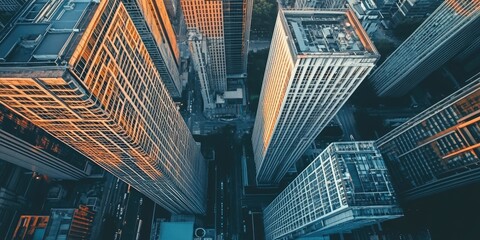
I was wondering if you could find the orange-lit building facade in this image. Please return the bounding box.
[12,215,49,240]
[376,73,480,200]
[0,0,206,214]
[43,206,94,239]
[182,0,227,92]
[252,9,378,184]
[181,0,253,93]
[123,0,183,98]
[0,104,96,180]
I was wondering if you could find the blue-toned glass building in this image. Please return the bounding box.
[376,73,480,200]
[264,142,402,240]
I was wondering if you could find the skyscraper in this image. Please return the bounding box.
[390,0,442,25]
[181,0,252,93]
[0,0,206,214]
[252,9,379,184]
[375,0,442,23]
[264,142,403,240]
[122,0,183,98]
[376,73,480,200]
[369,0,480,97]
[188,30,215,111]
[223,0,252,77]
[182,0,227,93]
[0,104,95,180]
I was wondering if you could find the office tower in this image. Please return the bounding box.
[376,73,480,200]
[347,0,384,36]
[181,0,252,92]
[0,0,206,214]
[369,0,480,97]
[294,0,346,9]
[122,0,183,98]
[188,30,215,110]
[223,0,252,78]
[12,215,50,240]
[264,142,403,240]
[252,9,379,184]
[44,206,94,240]
[182,0,227,93]
[375,0,442,22]
[0,105,94,180]
[391,0,442,25]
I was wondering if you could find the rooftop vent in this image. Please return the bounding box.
[63,1,75,10]
[19,34,42,48]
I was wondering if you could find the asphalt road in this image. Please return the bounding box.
[335,104,361,141]
[93,175,154,240]
[119,188,153,240]
[97,176,129,239]
[211,126,246,240]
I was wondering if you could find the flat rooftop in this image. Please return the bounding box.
[0,0,96,65]
[159,222,194,240]
[283,10,376,55]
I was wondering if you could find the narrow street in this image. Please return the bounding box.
[335,104,360,141]
[208,125,245,240]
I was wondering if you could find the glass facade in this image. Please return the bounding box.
[391,0,442,24]
[376,73,480,200]
[264,142,402,240]
[252,9,379,184]
[0,0,27,32]
[223,0,251,75]
[188,30,215,110]
[181,0,227,92]
[0,104,92,180]
[122,0,182,98]
[369,0,480,97]
[180,0,252,92]
[0,0,206,214]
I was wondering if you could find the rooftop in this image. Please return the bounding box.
[283,10,377,55]
[159,222,194,240]
[0,0,96,65]
[223,88,243,99]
